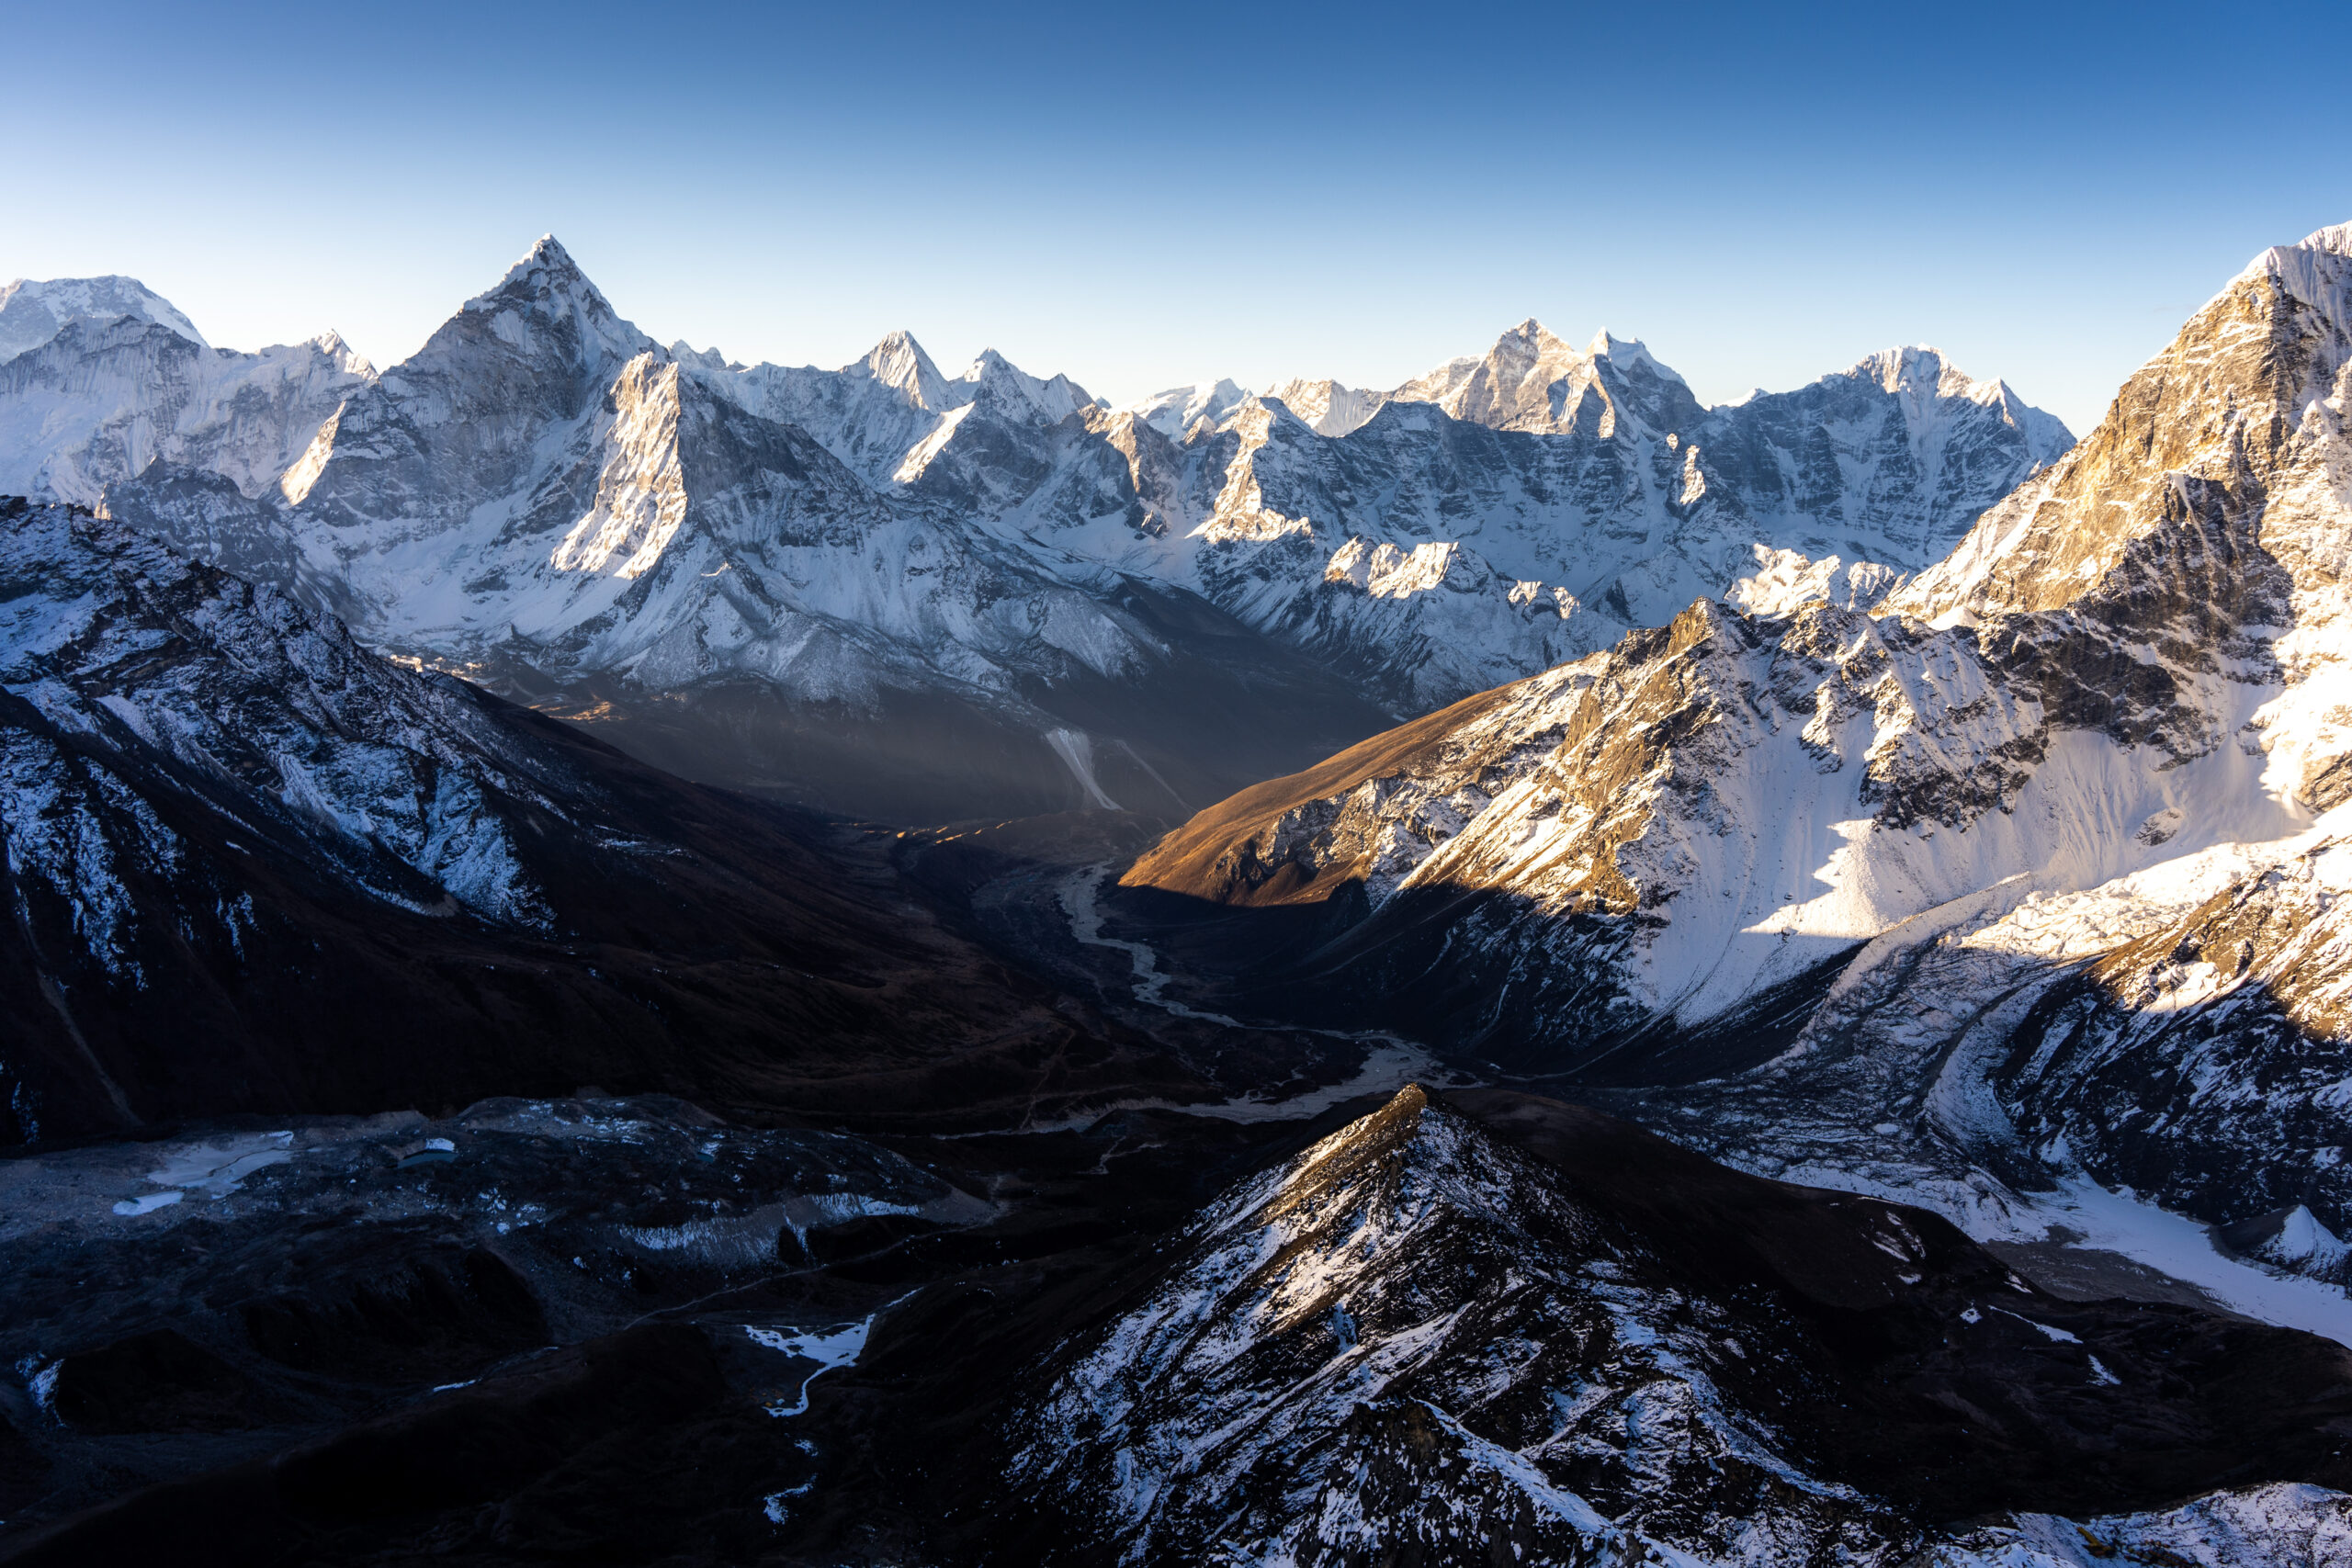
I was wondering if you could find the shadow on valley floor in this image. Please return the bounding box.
[1082,870,1863,1090]
[494,577,1402,828]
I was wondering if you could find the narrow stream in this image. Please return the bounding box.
[1048,864,1453,1124]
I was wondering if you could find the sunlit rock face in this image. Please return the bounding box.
[1117,226,2352,1284]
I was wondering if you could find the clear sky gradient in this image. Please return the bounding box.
[7,0,2347,434]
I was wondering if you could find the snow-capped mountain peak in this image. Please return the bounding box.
[858,327,955,410]
[447,233,650,383]
[1583,326,1650,363]
[2235,219,2352,299]
[955,347,1094,422]
[1375,318,1703,438]
[307,328,375,377]
[1125,377,1250,437]
[1388,317,1592,431]
[0,274,210,362]
[1258,375,1384,436]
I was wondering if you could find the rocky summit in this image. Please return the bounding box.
[3,219,2352,1567]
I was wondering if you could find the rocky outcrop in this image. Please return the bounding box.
[1996,836,2352,1272]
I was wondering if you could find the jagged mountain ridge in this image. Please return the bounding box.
[974,318,2073,713]
[993,1086,2352,1566]
[1,239,2064,820]
[76,241,1392,821]
[1114,221,2352,1296]
[0,318,369,510]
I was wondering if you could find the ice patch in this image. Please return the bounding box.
[110,1190,185,1217]
[141,1131,296,1195]
[745,1305,899,1417]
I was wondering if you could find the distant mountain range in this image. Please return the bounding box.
[0,242,2066,821]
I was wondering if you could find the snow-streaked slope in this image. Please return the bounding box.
[93,241,1392,821]
[0,495,1186,1145]
[1994,832,2352,1283]
[0,498,558,964]
[662,311,2072,721]
[1003,1088,1907,1565]
[1262,375,1386,436]
[1125,377,1248,438]
[1000,1086,2352,1567]
[0,311,371,507]
[4,240,2069,814]
[1930,1486,2352,1568]
[1109,327,2072,712]
[1137,221,2350,1032]
[1125,220,2352,1296]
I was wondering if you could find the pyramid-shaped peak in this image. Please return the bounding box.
[309,329,376,376]
[469,234,611,313]
[1500,317,1570,347]
[859,329,950,405]
[958,348,1093,419]
[432,235,650,375]
[1482,319,1580,367]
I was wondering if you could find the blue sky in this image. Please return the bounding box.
[6,0,2346,432]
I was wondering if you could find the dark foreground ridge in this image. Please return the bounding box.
[4,1087,2346,1564]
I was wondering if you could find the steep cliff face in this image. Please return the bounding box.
[995,1087,2352,1566]
[1994,835,2352,1280]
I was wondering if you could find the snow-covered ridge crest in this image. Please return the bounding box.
[1001,1085,2349,1565]
[1124,219,2352,1296]
[1899,220,2352,626]
[0,274,209,360]
[0,275,374,508]
[1001,1087,1890,1564]
[1147,318,2069,712]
